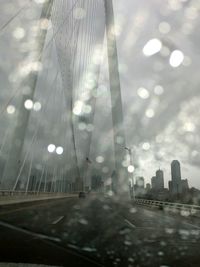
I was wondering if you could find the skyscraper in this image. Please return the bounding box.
[151,176,157,189]
[181,179,189,192]
[168,180,172,193]
[146,183,151,191]
[151,170,164,191]
[136,176,145,188]
[171,160,182,194]
[155,169,164,190]
[135,176,145,196]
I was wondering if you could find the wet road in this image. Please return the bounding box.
[0,195,200,266]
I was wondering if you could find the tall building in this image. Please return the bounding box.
[181,179,189,192]
[151,170,164,191]
[135,176,145,196]
[136,176,145,188]
[146,183,151,191]
[155,169,164,190]
[151,176,157,189]
[171,160,182,194]
[168,180,172,193]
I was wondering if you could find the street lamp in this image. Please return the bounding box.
[124,146,135,200]
[116,143,135,200]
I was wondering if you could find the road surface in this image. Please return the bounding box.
[0,195,200,266]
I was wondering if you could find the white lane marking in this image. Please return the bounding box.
[124,219,136,229]
[52,216,65,225]
[0,221,61,242]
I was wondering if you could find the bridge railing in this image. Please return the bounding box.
[134,198,200,216]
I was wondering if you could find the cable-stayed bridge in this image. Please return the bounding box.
[0,0,129,197]
[1,2,200,266]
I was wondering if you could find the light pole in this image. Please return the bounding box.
[124,146,135,200]
[116,143,135,200]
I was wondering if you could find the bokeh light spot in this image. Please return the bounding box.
[143,38,162,56]
[47,144,55,153]
[169,50,184,67]
[24,99,33,110]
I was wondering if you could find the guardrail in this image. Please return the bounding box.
[134,198,200,216]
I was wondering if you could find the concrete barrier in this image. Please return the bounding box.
[0,191,78,206]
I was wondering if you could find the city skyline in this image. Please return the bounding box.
[132,159,198,202]
[139,156,200,190]
[137,159,191,192]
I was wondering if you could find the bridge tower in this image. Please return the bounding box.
[104,0,128,195]
[1,0,54,190]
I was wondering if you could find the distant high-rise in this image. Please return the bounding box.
[155,169,164,190]
[168,180,172,193]
[171,160,181,182]
[181,179,189,192]
[135,176,145,196]
[136,177,144,188]
[151,176,157,189]
[171,160,182,194]
[151,170,164,191]
[146,183,151,191]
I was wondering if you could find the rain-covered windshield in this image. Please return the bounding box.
[1,0,200,266]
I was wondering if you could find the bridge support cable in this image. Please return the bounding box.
[81,0,105,191]
[51,0,106,191]
[44,169,48,193]
[71,0,96,190]
[25,150,34,194]
[51,0,83,190]
[1,0,55,190]
[11,66,60,192]
[37,166,45,194]
[12,127,38,191]
[0,1,33,33]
